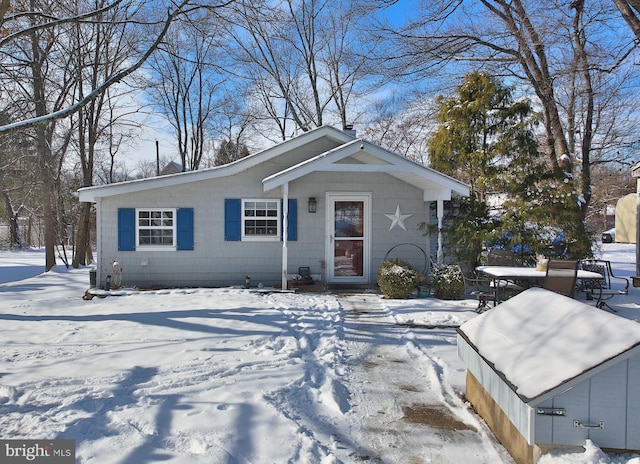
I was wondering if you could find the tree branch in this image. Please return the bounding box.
[0,0,192,135]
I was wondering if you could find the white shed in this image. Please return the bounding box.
[457,288,640,464]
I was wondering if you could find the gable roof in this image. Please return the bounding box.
[160,161,183,176]
[263,139,469,199]
[78,125,468,202]
[458,287,640,403]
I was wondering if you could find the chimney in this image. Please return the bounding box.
[343,124,356,138]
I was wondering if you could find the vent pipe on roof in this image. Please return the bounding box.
[343,124,356,137]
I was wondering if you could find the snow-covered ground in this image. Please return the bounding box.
[0,245,639,464]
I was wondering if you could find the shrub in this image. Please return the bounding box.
[432,263,465,300]
[377,259,421,299]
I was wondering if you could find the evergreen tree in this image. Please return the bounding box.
[429,71,537,202]
[214,140,250,166]
[427,72,592,264]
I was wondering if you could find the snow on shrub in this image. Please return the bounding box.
[432,263,465,300]
[377,259,420,299]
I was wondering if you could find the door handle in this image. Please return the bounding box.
[573,420,604,430]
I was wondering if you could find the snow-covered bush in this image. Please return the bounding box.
[377,259,420,299]
[432,263,465,300]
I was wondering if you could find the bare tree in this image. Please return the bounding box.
[68,0,142,267]
[0,0,228,271]
[359,93,436,164]
[225,0,378,137]
[613,0,640,41]
[0,0,196,136]
[380,0,638,254]
[146,11,226,171]
[0,111,39,248]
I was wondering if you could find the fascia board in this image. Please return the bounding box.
[78,125,354,202]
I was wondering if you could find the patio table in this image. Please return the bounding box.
[476,265,604,305]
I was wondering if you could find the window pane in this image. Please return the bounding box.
[243,200,278,237]
[335,201,364,237]
[137,209,175,246]
[334,240,364,276]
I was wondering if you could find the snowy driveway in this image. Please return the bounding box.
[336,293,511,463]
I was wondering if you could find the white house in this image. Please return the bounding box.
[78,125,469,289]
[457,287,640,464]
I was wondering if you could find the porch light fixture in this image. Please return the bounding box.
[308,197,317,213]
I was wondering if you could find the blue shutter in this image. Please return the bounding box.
[281,199,297,241]
[118,208,136,251]
[225,199,242,241]
[176,208,194,250]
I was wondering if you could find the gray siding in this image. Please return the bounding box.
[96,169,431,288]
[534,355,640,450]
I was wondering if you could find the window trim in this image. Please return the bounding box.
[135,207,177,251]
[241,199,281,241]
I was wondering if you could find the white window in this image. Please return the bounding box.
[137,209,176,248]
[242,200,279,240]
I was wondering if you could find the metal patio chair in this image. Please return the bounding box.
[459,265,496,313]
[580,259,629,311]
[544,259,578,298]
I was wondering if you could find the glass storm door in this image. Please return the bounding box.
[327,194,370,283]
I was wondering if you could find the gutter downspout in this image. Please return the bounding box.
[282,183,289,290]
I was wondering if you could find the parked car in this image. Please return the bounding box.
[602,228,616,243]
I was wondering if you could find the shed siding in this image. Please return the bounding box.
[589,362,628,449]
[461,335,640,454]
[457,336,531,440]
[532,357,640,450]
[628,356,640,450]
[539,380,589,446]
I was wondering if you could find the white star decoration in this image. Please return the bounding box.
[385,205,413,231]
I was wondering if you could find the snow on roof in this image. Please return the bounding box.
[458,287,640,401]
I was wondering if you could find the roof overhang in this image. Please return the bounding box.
[78,125,355,202]
[262,139,470,201]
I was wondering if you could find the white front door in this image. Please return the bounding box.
[326,193,371,283]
